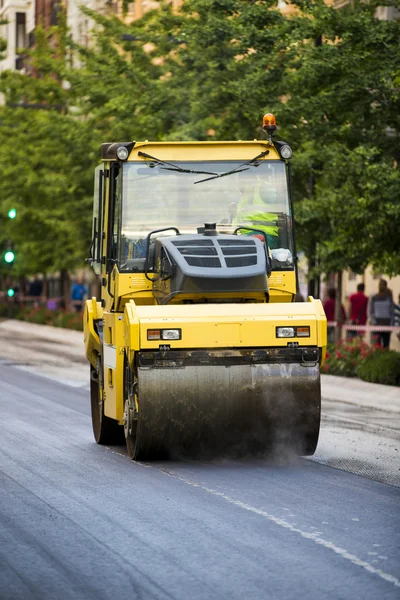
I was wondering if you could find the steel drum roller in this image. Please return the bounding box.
[133,363,321,460]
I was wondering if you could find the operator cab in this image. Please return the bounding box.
[89,115,296,307]
[104,156,294,273]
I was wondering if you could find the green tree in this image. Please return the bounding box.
[0,22,95,278]
[277,0,400,278]
[1,0,399,289]
[126,0,294,140]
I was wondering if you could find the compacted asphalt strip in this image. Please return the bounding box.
[0,364,399,600]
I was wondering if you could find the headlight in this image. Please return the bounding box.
[147,328,181,341]
[276,326,295,338]
[116,146,129,160]
[161,329,181,340]
[280,145,292,159]
[276,326,310,338]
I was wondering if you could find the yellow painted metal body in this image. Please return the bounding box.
[84,139,327,427]
[83,297,103,368]
[131,140,282,162]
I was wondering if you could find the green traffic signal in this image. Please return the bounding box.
[7,288,15,298]
[7,208,17,219]
[4,250,15,264]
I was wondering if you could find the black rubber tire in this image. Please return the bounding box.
[270,386,321,457]
[125,420,138,459]
[124,358,139,460]
[301,405,321,456]
[90,365,124,445]
[298,378,321,456]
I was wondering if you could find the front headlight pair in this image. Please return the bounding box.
[276,326,310,338]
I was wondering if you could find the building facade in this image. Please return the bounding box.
[0,0,183,72]
[66,0,108,48]
[0,0,34,71]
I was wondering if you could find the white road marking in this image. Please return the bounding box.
[156,468,400,590]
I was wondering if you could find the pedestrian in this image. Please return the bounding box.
[29,275,43,298]
[394,293,400,343]
[323,288,346,343]
[70,277,87,312]
[347,283,368,339]
[369,279,394,349]
[28,275,43,308]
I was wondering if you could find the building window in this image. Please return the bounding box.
[16,13,27,52]
[50,0,61,26]
[348,269,356,281]
[28,30,35,48]
[15,56,25,70]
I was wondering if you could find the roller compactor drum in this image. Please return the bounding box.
[84,114,327,460]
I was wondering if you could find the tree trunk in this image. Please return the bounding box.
[307,250,316,298]
[42,273,48,300]
[307,247,321,299]
[334,271,343,342]
[59,269,70,311]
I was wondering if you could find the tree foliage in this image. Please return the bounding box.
[0,0,399,278]
[0,22,94,276]
[278,0,400,275]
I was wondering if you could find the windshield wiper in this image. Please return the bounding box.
[138,151,218,176]
[194,149,270,184]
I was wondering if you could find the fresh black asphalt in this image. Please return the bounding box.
[0,366,399,600]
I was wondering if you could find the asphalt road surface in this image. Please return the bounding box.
[1,365,399,600]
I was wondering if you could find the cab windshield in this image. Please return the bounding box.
[119,160,294,272]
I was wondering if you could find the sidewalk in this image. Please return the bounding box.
[0,318,84,350]
[321,375,400,414]
[0,319,88,388]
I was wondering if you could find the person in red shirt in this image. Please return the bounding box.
[323,288,346,343]
[348,283,368,339]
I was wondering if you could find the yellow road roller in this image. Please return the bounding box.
[84,114,327,460]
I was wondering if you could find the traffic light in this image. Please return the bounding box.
[7,288,15,298]
[4,211,16,265]
[3,241,15,265]
[4,250,15,264]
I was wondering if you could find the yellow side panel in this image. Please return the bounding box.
[313,295,328,364]
[115,272,155,307]
[83,297,103,368]
[102,312,125,422]
[268,271,296,302]
[124,301,141,364]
